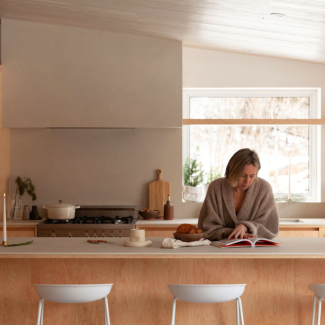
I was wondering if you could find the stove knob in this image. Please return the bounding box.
[119,231,122,238]
[110,231,114,238]
[85,231,89,238]
[51,231,56,238]
[68,232,72,238]
[102,231,106,238]
[93,231,98,238]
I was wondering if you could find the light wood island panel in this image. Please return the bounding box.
[0,238,324,324]
[0,258,324,325]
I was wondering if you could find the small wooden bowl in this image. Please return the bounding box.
[173,232,205,242]
[139,210,160,220]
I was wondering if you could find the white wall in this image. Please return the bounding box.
[183,46,325,218]
[10,129,182,218]
[2,19,182,128]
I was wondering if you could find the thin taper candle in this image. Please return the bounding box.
[3,193,7,245]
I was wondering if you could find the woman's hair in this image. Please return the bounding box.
[225,148,261,187]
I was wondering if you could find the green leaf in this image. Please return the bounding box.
[4,240,33,247]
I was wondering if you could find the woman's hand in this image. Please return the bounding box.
[228,224,248,239]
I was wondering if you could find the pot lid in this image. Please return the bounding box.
[44,200,78,209]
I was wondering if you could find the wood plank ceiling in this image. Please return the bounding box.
[0,0,325,63]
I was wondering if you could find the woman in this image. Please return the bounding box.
[198,148,279,240]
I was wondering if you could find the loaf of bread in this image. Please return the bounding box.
[176,224,202,234]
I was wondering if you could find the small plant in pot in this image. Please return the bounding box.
[11,177,37,219]
[183,155,204,202]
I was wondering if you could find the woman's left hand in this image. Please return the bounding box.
[228,224,248,240]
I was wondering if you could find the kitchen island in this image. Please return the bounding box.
[0,237,324,325]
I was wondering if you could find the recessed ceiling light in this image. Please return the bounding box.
[270,13,286,18]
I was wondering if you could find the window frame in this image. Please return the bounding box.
[183,88,321,202]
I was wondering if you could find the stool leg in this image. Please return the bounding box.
[238,297,244,325]
[312,295,317,325]
[317,297,322,325]
[36,298,43,325]
[104,297,110,325]
[236,299,240,325]
[170,297,177,325]
[40,299,44,325]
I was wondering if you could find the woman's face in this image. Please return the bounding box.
[237,164,257,190]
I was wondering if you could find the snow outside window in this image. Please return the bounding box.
[183,88,320,202]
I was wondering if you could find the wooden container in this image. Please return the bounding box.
[164,195,174,220]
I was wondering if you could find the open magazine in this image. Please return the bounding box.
[211,238,283,248]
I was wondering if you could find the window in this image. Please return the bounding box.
[183,88,321,202]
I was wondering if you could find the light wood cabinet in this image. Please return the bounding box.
[136,226,176,238]
[319,227,325,237]
[0,226,37,237]
[137,225,323,238]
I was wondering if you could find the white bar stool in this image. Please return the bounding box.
[309,284,325,325]
[33,284,113,325]
[168,284,246,325]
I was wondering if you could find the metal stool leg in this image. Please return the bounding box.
[170,297,177,325]
[238,297,244,325]
[317,297,322,325]
[312,295,317,325]
[36,298,44,325]
[236,298,240,325]
[104,296,110,325]
[40,299,44,325]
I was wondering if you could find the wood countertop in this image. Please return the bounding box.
[0,237,325,259]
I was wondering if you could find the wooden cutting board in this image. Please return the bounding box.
[149,170,171,217]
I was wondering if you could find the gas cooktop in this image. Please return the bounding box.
[38,205,138,238]
[44,215,134,225]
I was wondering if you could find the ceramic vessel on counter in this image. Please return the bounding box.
[23,205,30,220]
[43,200,80,220]
[30,205,40,220]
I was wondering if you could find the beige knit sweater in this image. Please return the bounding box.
[198,177,279,240]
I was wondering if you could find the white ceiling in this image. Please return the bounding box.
[1,0,325,64]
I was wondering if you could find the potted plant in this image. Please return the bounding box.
[11,177,37,219]
[183,156,204,202]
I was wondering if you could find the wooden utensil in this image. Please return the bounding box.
[149,169,170,217]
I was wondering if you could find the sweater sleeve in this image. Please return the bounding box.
[237,182,279,239]
[198,181,233,241]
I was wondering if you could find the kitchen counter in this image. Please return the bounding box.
[136,217,325,226]
[0,237,323,325]
[0,237,325,258]
[0,219,43,226]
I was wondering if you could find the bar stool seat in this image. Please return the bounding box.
[168,284,246,325]
[33,284,113,325]
[309,284,325,325]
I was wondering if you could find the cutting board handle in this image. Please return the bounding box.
[157,169,162,180]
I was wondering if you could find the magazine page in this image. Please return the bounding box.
[250,238,282,247]
[211,238,253,248]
